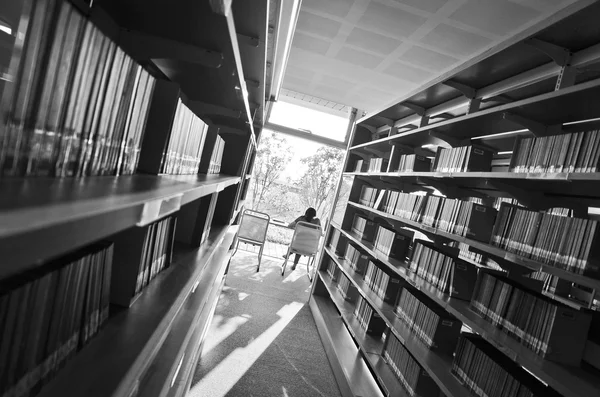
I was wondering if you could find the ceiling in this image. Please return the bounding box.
[281,0,581,114]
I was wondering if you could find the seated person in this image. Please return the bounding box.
[283,207,321,270]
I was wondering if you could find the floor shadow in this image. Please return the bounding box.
[187,253,341,397]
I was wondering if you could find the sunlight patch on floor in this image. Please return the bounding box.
[237,292,250,300]
[282,270,305,283]
[188,301,305,397]
[201,314,251,357]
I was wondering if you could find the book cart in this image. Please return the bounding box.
[0,1,266,397]
[310,3,600,397]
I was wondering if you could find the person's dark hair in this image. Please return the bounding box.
[305,207,317,222]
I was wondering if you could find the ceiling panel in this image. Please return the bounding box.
[282,0,582,113]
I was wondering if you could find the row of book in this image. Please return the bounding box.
[326,258,339,281]
[351,215,375,241]
[336,273,355,302]
[354,296,385,337]
[509,129,600,173]
[159,100,208,175]
[0,0,155,177]
[364,260,401,303]
[394,153,431,172]
[358,185,378,207]
[409,241,476,301]
[383,332,441,397]
[452,333,556,397]
[134,216,177,295]
[395,287,461,353]
[491,203,599,276]
[344,243,369,275]
[0,242,113,397]
[471,271,590,363]
[367,157,385,173]
[357,187,597,278]
[373,225,412,261]
[432,145,494,173]
[207,135,225,174]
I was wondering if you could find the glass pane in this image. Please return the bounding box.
[268,100,349,142]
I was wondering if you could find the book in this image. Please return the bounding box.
[383,331,441,397]
[206,135,225,174]
[0,242,113,397]
[0,1,156,178]
[160,99,208,175]
[364,260,402,303]
[491,203,600,277]
[354,295,386,337]
[344,243,370,275]
[509,129,600,173]
[409,240,478,300]
[394,287,461,354]
[471,271,591,364]
[373,225,413,261]
[452,333,561,396]
[432,145,494,172]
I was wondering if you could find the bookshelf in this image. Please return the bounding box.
[310,3,600,397]
[0,0,269,397]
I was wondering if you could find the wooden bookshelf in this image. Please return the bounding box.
[311,4,600,397]
[0,0,267,396]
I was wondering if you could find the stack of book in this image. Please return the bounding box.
[383,333,441,397]
[373,225,412,260]
[135,216,177,295]
[409,241,477,300]
[159,100,208,175]
[358,185,378,207]
[0,1,155,177]
[452,334,559,396]
[344,244,369,275]
[207,135,225,174]
[367,157,386,172]
[471,271,591,363]
[0,242,113,397]
[351,215,376,242]
[491,203,600,276]
[326,258,339,281]
[336,273,357,302]
[509,129,600,173]
[364,260,402,303]
[395,154,431,172]
[394,288,461,353]
[432,145,494,172]
[354,296,386,336]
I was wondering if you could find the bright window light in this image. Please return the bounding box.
[268,100,349,142]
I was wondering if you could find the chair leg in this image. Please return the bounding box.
[257,244,264,272]
[282,247,291,276]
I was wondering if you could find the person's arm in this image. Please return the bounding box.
[288,216,302,229]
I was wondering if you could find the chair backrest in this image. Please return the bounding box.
[237,209,270,244]
[289,221,322,256]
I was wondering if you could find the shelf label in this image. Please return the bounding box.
[137,194,182,227]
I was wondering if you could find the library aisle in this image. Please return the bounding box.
[187,252,342,397]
